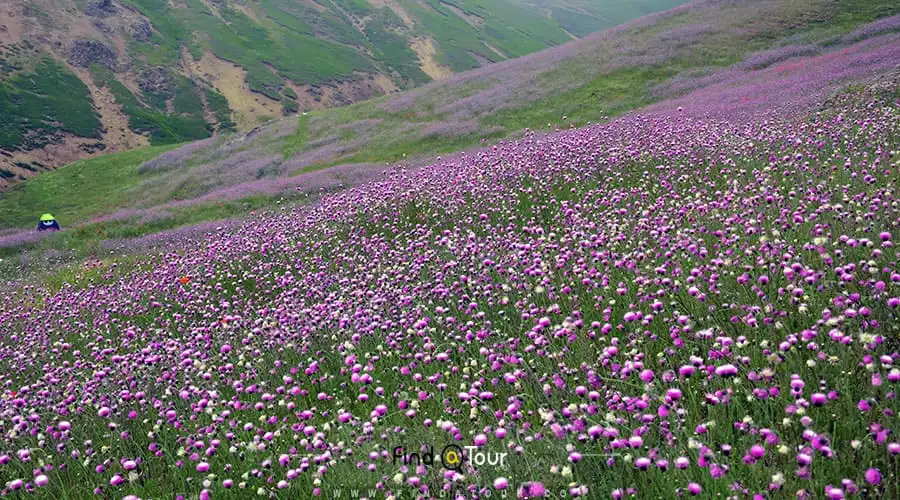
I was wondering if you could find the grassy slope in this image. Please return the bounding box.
[0,56,102,153]
[403,0,572,71]
[0,145,179,229]
[3,0,640,155]
[0,0,897,273]
[512,0,691,36]
[277,0,900,166]
[0,79,895,498]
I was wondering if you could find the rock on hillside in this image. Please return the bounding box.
[84,0,116,18]
[68,39,118,70]
[137,67,173,94]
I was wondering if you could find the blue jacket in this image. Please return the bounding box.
[37,220,61,231]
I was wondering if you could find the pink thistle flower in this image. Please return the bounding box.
[864,468,881,485]
[715,364,738,377]
[519,481,546,498]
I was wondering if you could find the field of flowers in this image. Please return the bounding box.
[3,0,898,257]
[0,43,898,498]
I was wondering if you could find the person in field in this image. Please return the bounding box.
[37,213,60,232]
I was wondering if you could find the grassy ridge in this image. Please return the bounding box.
[484,66,675,130]
[404,0,572,71]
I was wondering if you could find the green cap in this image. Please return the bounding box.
[40,213,55,222]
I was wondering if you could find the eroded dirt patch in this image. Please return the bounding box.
[411,37,451,81]
[187,51,282,131]
[73,65,149,151]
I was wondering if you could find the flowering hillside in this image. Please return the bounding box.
[3,0,898,257]
[0,54,899,500]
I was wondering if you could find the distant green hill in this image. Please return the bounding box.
[0,0,688,188]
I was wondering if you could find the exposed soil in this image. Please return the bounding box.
[187,51,282,131]
[411,37,451,81]
[72,64,149,151]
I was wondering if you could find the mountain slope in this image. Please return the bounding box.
[0,0,688,189]
[509,0,689,36]
[1,0,897,262]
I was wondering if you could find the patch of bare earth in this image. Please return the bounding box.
[198,0,226,21]
[411,37,451,81]
[186,51,282,131]
[0,1,24,44]
[373,74,398,94]
[233,3,260,22]
[291,74,390,111]
[72,64,149,151]
[483,42,507,59]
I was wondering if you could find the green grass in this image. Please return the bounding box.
[342,129,505,165]
[0,57,102,150]
[119,0,189,66]
[795,0,900,40]
[282,113,311,159]
[172,76,206,116]
[364,8,431,85]
[281,97,299,115]
[204,88,237,132]
[0,189,321,281]
[485,65,677,130]
[0,144,179,229]
[194,1,373,91]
